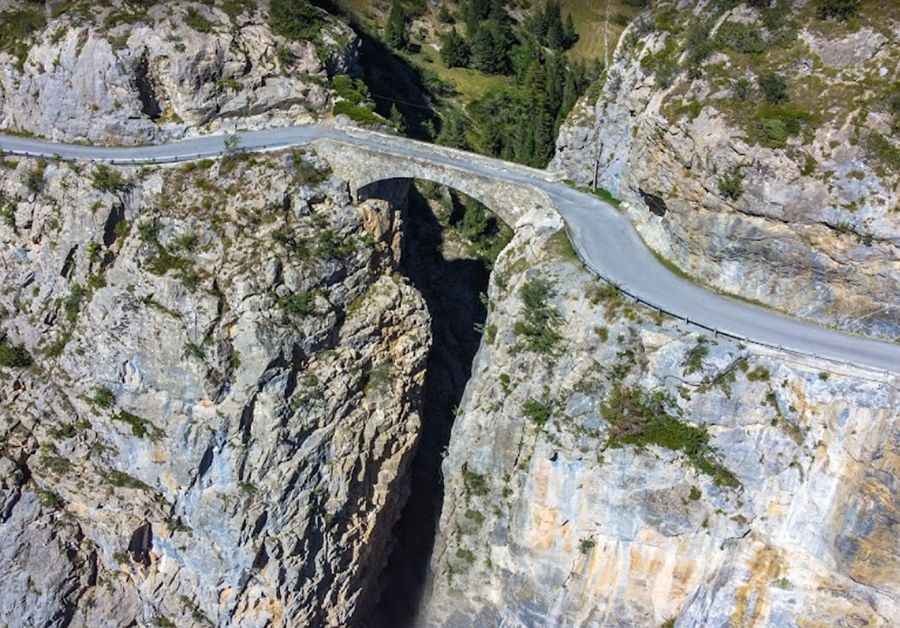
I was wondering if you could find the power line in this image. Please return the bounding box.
[367,91,442,111]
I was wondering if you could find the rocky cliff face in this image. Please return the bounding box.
[419,211,899,627]
[552,0,900,341]
[0,0,356,144]
[0,149,430,626]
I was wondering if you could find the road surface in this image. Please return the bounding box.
[1,125,897,374]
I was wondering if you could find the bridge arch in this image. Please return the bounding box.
[313,139,551,228]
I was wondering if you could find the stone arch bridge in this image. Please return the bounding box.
[0,124,898,374]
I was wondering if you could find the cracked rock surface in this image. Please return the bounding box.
[0,0,356,144]
[551,3,900,340]
[0,149,429,627]
[419,218,899,627]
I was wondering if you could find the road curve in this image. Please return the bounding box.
[1,125,898,374]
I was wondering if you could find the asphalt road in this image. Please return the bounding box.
[1,125,897,374]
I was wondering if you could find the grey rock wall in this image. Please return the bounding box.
[551,3,900,341]
[0,0,357,145]
[419,216,899,627]
[0,148,429,627]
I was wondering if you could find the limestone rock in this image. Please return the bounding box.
[0,0,358,144]
[420,219,899,627]
[551,4,900,341]
[0,148,429,627]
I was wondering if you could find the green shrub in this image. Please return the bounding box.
[865,132,900,173]
[106,470,151,490]
[815,0,860,20]
[332,75,369,105]
[602,385,739,487]
[1,203,14,228]
[717,167,744,201]
[316,229,354,259]
[185,8,212,33]
[291,150,330,185]
[91,165,128,193]
[462,467,489,496]
[578,537,596,554]
[269,0,323,41]
[682,338,709,374]
[0,8,47,67]
[26,160,46,193]
[112,411,161,439]
[753,104,813,147]
[522,398,553,428]
[732,77,752,101]
[759,72,788,104]
[332,100,382,126]
[514,278,563,355]
[93,387,115,408]
[281,292,315,316]
[717,21,766,54]
[0,339,33,368]
[64,283,86,324]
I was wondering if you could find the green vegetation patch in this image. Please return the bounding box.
[331,74,384,126]
[112,410,161,440]
[0,339,33,368]
[449,194,512,267]
[681,338,709,375]
[139,220,202,289]
[514,277,563,355]
[564,180,622,209]
[522,397,553,428]
[0,7,47,69]
[269,0,324,41]
[462,466,489,496]
[107,470,152,491]
[716,21,766,55]
[93,386,115,408]
[602,385,739,487]
[280,292,315,317]
[184,7,213,33]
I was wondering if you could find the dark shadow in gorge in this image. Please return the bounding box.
[366,183,490,627]
[314,0,441,141]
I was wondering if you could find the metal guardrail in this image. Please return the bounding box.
[3,141,895,381]
[562,222,896,382]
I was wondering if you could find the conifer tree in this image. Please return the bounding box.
[390,104,406,134]
[385,0,407,49]
[564,13,579,48]
[440,28,470,68]
[437,110,469,149]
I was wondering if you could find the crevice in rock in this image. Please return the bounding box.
[60,245,78,279]
[639,188,668,217]
[134,51,162,121]
[127,521,153,567]
[102,202,126,247]
[369,183,490,627]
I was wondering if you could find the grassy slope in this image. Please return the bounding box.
[337,0,645,108]
[561,0,643,63]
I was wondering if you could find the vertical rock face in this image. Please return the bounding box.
[0,149,430,626]
[551,2,900,341]
[419,216,899,626]
[0,0,357,144]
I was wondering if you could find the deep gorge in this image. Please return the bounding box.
[368,182,492,627]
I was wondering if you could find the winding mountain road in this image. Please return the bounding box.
[1,124,897,374]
